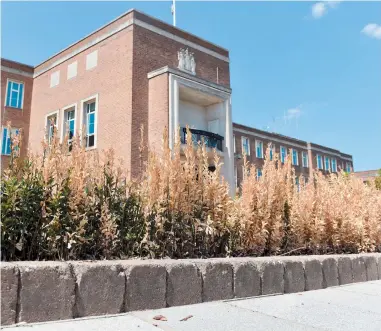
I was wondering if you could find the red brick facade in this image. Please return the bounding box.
[233,123,353,187]
[1,9,353,185]
[1,59,34,168]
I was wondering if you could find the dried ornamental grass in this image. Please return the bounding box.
[1,124,380,261]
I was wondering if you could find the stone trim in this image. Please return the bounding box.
[233,127,308,150]
[33,14,230,78]
[309,145,353,162]
[1,254,379,325]
[134,19,229,63]
[1,66,33,78]
[148,66,232,94]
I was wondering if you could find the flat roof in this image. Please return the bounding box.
[233,122,352,158]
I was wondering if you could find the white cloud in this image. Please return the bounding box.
[312,3,327,19]
[284,107,302,121]
[327,1,341,9]
[311,1,341,19]
[362,23,381,40]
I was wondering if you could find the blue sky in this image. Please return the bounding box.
[2,1,380,171]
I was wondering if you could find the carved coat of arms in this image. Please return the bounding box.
[177,48,196,75]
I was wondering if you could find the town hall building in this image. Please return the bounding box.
[1,9,353,193]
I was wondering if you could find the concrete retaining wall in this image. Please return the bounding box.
[1,253,380,325]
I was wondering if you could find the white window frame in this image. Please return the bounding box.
[346,162,352,173]
[1,126,20,156]
[317,154,323,170]
[292,149,299,166]
[44,110,60,145]
[331,158,337,172]
[256,168,262,180]
[60,103,77,144]
[302,151,309,168]
[241,136,250,156]
[324,156,330,171]
[268,143,274,161]
[280,146,287,163]
[295,176,300,192]
[80,94,99,150]
[4,79,24,109]
[255,140,263,159]
[233,135,236,153]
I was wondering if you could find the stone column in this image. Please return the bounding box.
[307,142,314,178]
[224,97,235,196]
[172,79,180,149]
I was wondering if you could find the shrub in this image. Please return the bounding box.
[1,124,380,261]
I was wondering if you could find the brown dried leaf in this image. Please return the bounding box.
[180,315,193,321]
[153,315,167,321]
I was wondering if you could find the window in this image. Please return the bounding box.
[256,168,262,180]
[324,156,330,171]
[46,112,58,145]
[346,162,352,173]
[302,151,309,168]
[242,165,251,179]
[269,144,274,161]
[241,137,250,155]
[1,127,19,155]
[295,176,300,192]
[86,50,98,70]
[317,154,323,169]
[280,146,287,163]
[292,149,299,166]
[50,71,60,88]
[5,80,24,109]
[67,61,77,80]
[255,140,263,158]
[62,105,76,150]
[82,95,98,149]
[331,158,337,172]
[233,135,236,153]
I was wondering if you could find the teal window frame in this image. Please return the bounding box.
[5,80,24,109]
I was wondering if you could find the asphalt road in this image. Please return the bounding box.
[5,281,381,331]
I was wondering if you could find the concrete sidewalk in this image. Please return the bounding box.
[5,281,381,331]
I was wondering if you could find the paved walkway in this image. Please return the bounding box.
[6,281,381,331]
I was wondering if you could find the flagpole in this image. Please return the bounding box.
[172,0,176,26]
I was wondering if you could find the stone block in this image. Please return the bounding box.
[196,260,233,302]
[1,264,19,325]
[283,260,305,293]
[259,259,284,295]
[363,256,378,281]
[352,256,367,283]
[321,257,339,288]
[337,256,353,285]
[72,261,125,317]
[304,259,323,291]
[166,261,202,306]
[18,262,75,323]
[233,260,261,298]
[124,262,166,311]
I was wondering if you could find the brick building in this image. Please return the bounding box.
[354,170,379,184]
[233,124,353,188]
[1,9,353,193]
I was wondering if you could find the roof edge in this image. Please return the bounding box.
[34,8,228,70]
[34,8,135,69]
[132,9,229,53]
[1,58,34,70]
